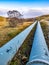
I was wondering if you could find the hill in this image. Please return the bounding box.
[35,14,49,21]
[0,16,8,26]
[0,16,33,47]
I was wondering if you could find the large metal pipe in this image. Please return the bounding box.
[26,22,49,65]
[0,22,37,65]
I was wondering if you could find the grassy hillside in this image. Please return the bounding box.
[0,16,33,47]
[0,16,8,27]
[35,15,49,21]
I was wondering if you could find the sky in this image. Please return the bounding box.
[0,0,49,9]
[0,0,49,18]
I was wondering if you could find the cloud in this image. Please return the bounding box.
[22,8,49,18]
[23,9,43,18]
[0,8,49,18]
[0,9,8,17]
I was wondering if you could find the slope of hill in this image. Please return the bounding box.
[0,16,8,26]
[0,16,33,47]
[35,14,49,21]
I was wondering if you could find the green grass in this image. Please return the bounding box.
[9,23,37,65]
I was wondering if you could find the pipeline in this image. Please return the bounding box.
[0,21,37,65]
[26,22,49,65]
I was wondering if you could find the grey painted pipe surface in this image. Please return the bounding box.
[0,22,36,65]
[26,22,49,65]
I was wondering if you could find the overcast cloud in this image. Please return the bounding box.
[0,8,49,18]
